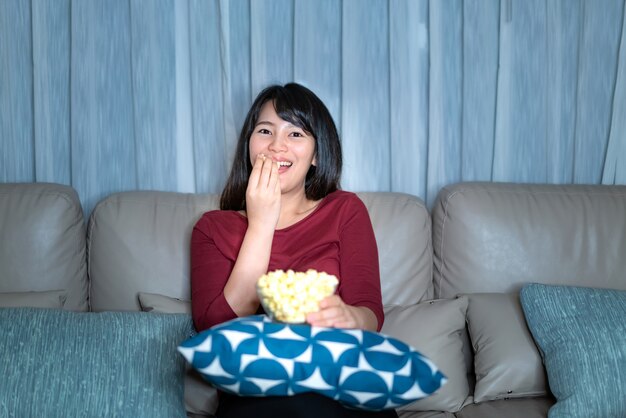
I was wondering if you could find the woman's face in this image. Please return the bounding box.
[249,101,316,197]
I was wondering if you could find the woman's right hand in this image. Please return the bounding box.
[221,154,279,318]
[245,153,281,231]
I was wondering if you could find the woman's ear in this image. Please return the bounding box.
[312,155,317,166]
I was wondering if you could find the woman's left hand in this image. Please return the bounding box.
[306,295,376,330]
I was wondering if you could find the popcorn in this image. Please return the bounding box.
[256,269,339,323]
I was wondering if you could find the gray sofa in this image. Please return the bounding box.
[1,181,624,417]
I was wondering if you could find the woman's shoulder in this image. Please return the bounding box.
[321,189,365,210]
[315,190,370,222]
[194,209,246,231]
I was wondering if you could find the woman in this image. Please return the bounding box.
[191,83,397,418]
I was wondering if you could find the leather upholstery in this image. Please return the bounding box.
[87,191,433,312]
[87,191,219,311]
[0,183,88,311]
[432,182,626,298]
[4,181,624,417]
[358,192,433,307]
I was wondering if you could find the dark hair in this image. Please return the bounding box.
[220,83,342,210]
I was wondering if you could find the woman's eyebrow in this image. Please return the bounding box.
[256,120,301,129]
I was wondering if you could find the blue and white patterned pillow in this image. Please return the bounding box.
[178,315,446,410]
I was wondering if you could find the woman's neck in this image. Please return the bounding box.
[276,192,320,230]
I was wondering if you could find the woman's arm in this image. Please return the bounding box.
[191,223,239,330]
[223,154,280,316]
[307,195,383,331]
[191,155,280,330]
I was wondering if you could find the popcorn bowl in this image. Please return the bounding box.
[256,269,339,323]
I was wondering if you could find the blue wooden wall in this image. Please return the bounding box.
[1,0,625,216]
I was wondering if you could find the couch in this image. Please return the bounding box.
[1,181,624,417]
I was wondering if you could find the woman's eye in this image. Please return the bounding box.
[257,128,271,135]
[290,131,304,138]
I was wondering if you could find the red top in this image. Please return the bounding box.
[190,190,383,331]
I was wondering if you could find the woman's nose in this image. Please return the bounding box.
[268,134,287,152]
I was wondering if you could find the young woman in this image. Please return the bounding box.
[191,83,397,418]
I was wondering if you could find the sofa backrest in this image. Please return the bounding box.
[359,192,433,308]
[87,191,219,311]
[432,182,626,298]
[87,190,433,311]
[0,183,88,311]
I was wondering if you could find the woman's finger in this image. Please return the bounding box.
[268,160,280,192]
[248,153,264,189]
[308,304,342,325]
[318,295,342,309]
[258,155,273,188]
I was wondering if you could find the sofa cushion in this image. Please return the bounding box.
[179,315,445,411]
[381,296,469,412]
[0,308,193,418]
[432,183,626,298]
[0,290,67,308]
[87,191,219,311]
[454,396,554,418]
[0,183,88,311]
[397,412,455,418]
[138,292,217,417]
[138,291,191,314]
[358,192,434,306]
[520,283,626,418]
[89,191,433,312]
[465,292,547,401]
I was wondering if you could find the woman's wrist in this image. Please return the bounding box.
[353,306,378,331]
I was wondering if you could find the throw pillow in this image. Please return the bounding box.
[138,292,217,417]
[520,283,626,418]
[0,290,67,308]
[465,292,547,401]
[138,291,191,314]
[382,296,469,412]
[178,314,446,411]
[0,308,193,418]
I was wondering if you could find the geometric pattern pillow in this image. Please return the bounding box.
[178,315,446,411]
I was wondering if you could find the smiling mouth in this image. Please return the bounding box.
[276,161,293,167]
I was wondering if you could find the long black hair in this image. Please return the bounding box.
[220,83,342,210]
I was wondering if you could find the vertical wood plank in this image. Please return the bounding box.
[130,0,177,191]
[389,0,429,199]
[71,0,136,217]
[250,0,293,96]
[189,0,227,193]
[32,0,71,185]
[573,0,624,183]
[427,0,462,206]
[0,0,34,182]
[546,0,581,183]
[462,0,499,182]
[493,0,548,183]
[602,3,626,185]
[293,0,342,131]
[342,0,390,192]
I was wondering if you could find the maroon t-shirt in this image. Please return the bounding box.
[190,190,384,331]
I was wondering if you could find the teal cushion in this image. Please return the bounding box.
[0,308,194,418]
[520,283,626,418]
